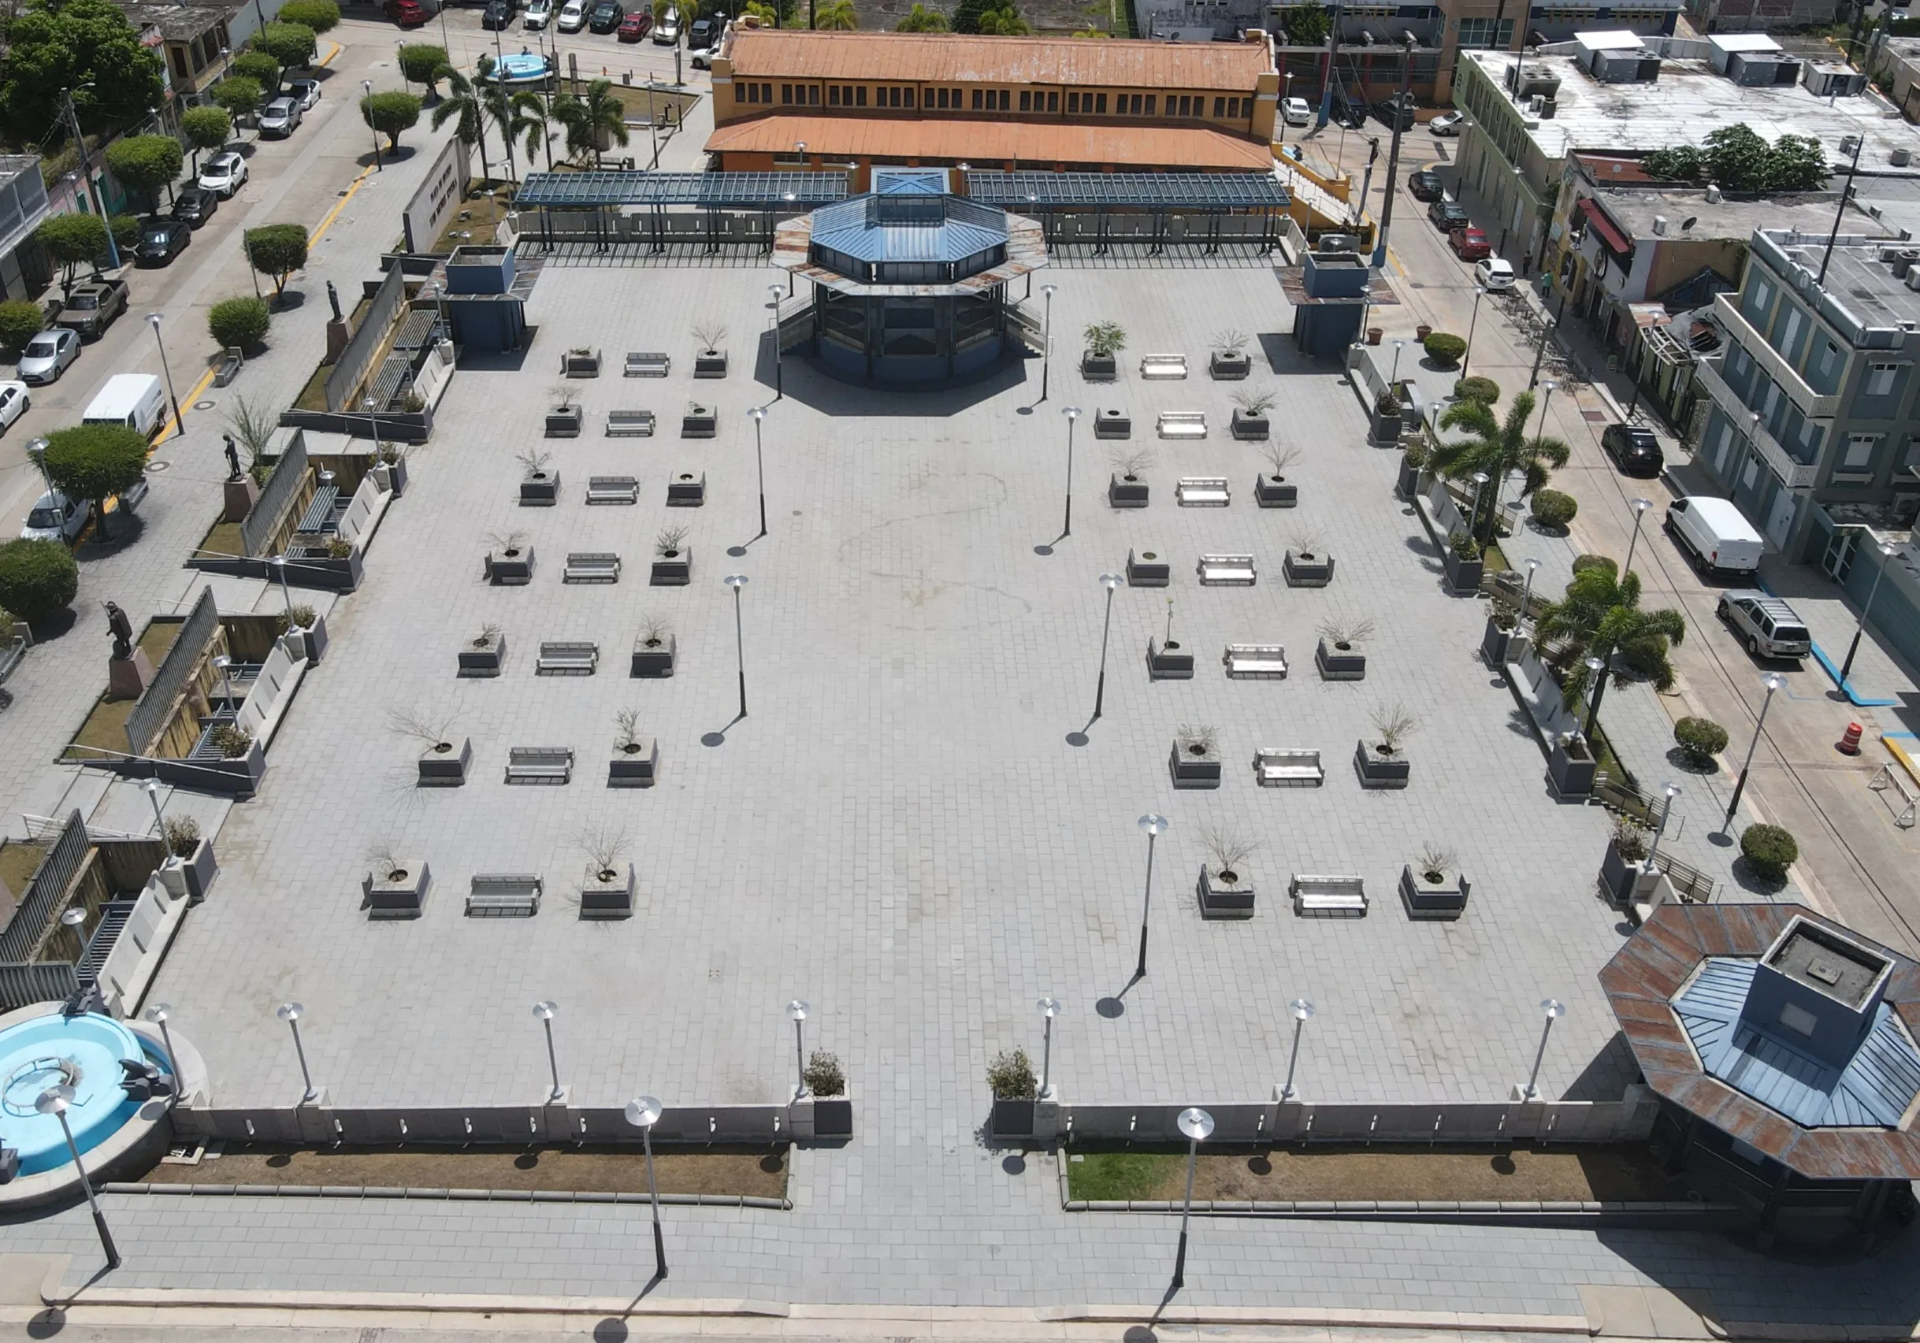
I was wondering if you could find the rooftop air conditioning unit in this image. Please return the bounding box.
[1804,63,1868,98]
[1905,267,1920,292]
[1517,67,1562,98]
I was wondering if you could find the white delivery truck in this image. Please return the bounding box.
[82,373,168,439]
[1664,495,1765,575]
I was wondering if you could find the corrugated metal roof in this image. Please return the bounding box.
[514,170,850,208]
[872,168,950,195]
[969,170,1288,209]
[810,195,1008,263]
[724,29,1271,89]
[706,114,1274,173]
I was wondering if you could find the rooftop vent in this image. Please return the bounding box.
[1727,50,1801,86]
[1805,64,1869,98]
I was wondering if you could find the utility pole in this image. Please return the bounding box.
[1316,0,1343,129]
[1370,35,1415,268]
[62,89,120,269]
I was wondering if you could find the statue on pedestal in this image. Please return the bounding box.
[105,601,133,661]
[224,433,242,482]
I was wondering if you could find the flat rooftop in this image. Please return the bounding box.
[1759,230,1920,329]
[1580,184,1881,246]
[1767,920,1888,1009]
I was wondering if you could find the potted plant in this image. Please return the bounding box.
[577,821,636,916]
[517,450,560,506]
[1444,529,1484,595]
[1255,442,1299,507]
[692,323,729,378]
[650,526,692,586]
[1354,702,1417,789]
[1126,547,1169,587]
[630,614,676,677]
[1400,843,1469,920]
[1422,331,1466,368]
[1415,322,1433,341]
[562,346,602,377]
[163,816,219,902]
[544,382,581,438]
[1147,596,1193,679]
[1107,446,1152,508]
[484,529,535,585]
[374,441,408,496]
[805,1050,852,1138]
[1169,721,1222,789]
[607,708,659,788]
[1231,386,1275,440]
[391,707,470,785]
[1371,387,1403,443]
[1209,328,1252,380]
[681,401,718,438]
[987,1047,1037,1137]
[1082,321,1125,381]
[274,603,326,663]
[1548,730,1597,799]
[1481,606,1528,667]
[1600,816,1650,905]
[209,723,252,759]
[1283,530,1334,587]
[1196,824,1258,918]
[1315,615,1373,680]
[458,623,507,677]
[1396,436,1429,499]
[363,841,431,918]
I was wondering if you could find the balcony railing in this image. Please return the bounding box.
[1712,293,1841,419]
[1692,359,1820,490]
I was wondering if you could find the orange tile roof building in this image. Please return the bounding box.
[707,28,1281,182]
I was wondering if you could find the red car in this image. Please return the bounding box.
[1449,225,1491,261]
[618,8,652,38]
[384,0,427,23]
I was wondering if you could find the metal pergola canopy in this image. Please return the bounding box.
[515,170,852,209]
[965,171,1289,211]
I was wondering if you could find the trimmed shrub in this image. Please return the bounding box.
[0,298,45,355]
[1423,331,1466,365]
[232,50,280,92]
[255,21,318,70]
[277,0,341,32]
[181,106,232,162]
[398,43,449,90]
[103,135,183,210]
[803,1050,845,1097]
[360,90,423,150]
[244,223,308,296]
[1453,375,1500,404]
[210,76,263,122]
[209,296,271,353]
[985,1048,1036,1099]
[1673,716,1730,763]
[1448,529,1482,561]
[110,215,140,251]
[36,213,110,288]
[1532,488,1578,529]
[43,424,150,541]
[1740,824,1798,881]
[1571,553,1618,578]
[0,539,80,621]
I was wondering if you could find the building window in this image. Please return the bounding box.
[1845,433,1880,469]
[829,85,840,105]
[905,87,915,107]
[1456,16,1514,48]
[1020,90,1032,111]
[810,85,820,104]
[781,84,792,104]
[857,86,867,106]
[1213,96,1225,116]
[1067,91,1079,112]
[1047,91,1059,111]
[1144,94,1155,114]
[973,89,984,110]
[998,89,1010,110]
[1866,362,1902,397]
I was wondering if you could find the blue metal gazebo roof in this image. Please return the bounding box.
[810,194,1008,265]
[515,170,850,209]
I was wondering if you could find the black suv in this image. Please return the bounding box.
[1601,423,1665,477]
[1428,197,1469,231]
[134,217,191,267]
[172,185,220,228]
[482,0,516,27]
[1408,169,1442,201]
[1372,96,1416,130]
[589,0,624,29]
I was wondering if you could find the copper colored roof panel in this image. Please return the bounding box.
[725,29,1272,90]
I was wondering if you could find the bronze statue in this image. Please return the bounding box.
[104,601,133,661]
[327,280,343,324]
[224,433,242,482]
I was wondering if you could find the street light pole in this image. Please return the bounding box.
[143,1003,179,1108]
[36,1087,119,1269]
[1623,497,1652,577]
[624,1097,668,1279]
[747,406,769,541]
[1529,288,1568,391]
[148,314,183,436]
[1645,783,1681,869]
[1581,654,1612,743]
[1723,673,1787,834]
[1459,284,1487,382]
[364,79,382,170]
[1092,572,1122,720]
[1279,999,1314,1101]
[785,1000,809,1099]
[1519,556,1541,627]
[532,1000,563,1102]
[1522,999,1566,1102]
[1135,814,1167,979]
[1170,1107,1214,1289]
[1060,406,1080,539]
[1036,997,1060,1101]
[1039,283,1057,403]
[724,574,748,719]
[275,1002,319,1103]
[1839,542,1899,683]
[767,284,785,401]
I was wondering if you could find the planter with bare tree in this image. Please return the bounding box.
[458,624,507,678]
[1169,722,1222,789]
[577,822,635,917]
[364,843,431,919]
[1231,386,1274,439]
[1399,843,1469,920]
[1283,531,1334,587]
[1196,825,1258,917]
[1108,446,1152,508]
[485,530,535,585]
[1147,596,1192,678]
[518,450,560,506]
[630,614,676,677]
[393,708,469,785]
[1255,442,1299,507]
[1355,703,1417,789]
[1209,329,1252,380]
[545,382,582,438]
[1082,321,1124,381]
[692,324,729,378]
[1315,616,1373,680]
[607,708,660,788]
[650,527,691,586]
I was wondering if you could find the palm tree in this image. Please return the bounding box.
[975,3,1030,31]
[509,88,551,172]
[896,0,947,26]
[742,0,781,20]
[552,79,629,167]
[1433,389,1570,544]
[814,0,857,26]
[431,60,492,185]
[1537,561,1687,707]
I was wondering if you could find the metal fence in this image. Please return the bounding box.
[324,264,406,412]
[124,589,218,757]
[240,437,309,559]
[1061,1096,1658,1146]
[174,1102,789,1147]
[0,809,86,963]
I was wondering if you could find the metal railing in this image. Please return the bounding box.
[124,589,218,757]
[240,437,310,559]
[0,808,86,964]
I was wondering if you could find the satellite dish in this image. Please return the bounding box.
[1682,215,1698,232]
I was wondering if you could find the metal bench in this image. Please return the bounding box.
[1177,476,1230,506]
[1140,353,1188,379]
[505,746,574,784]
[536,642,599,675]
[586,475,639,505]
[1157,411,1207,440]
[295,483,340,533]
[625,351,670,377]
[605,410,656,438]
[1225,644,1288,679]
[1255,747,1323,787]
[467,872,543,918]
[1291,873,1368,917]
[563,552,621,583]
[1198,553,1256,586]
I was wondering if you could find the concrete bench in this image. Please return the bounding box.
[467,872,543,918]
[505,746,574,784]
[536,642,599,675]
[1255,747,1323,787]
[625,351,670,377]
[1177,476,1230,507]
[563,552,621,583]
[1157,411,1207,440]
[586,475,639,505]
[1198,553,1256,586]
[1140,353,1188,379]
[1291,873,1367,917]
[1225,644,1288,679]
[605,410,656,438]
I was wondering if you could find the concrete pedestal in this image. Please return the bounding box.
[223,477,259,522]
[325,318,350,363]
[106,649,155,702]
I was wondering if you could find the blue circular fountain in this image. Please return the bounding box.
[0,1012,160,1176]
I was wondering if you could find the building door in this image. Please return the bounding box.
[1821,525,1857,582]
[1766,483,1797,549]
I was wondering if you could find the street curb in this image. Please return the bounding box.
[100,1181,790,1209]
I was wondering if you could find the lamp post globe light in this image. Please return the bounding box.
[147,313,183,436]
[1460,283,1487,381]
[1036,997,1061,1101]
[364,79,382,169]
[1623,497,1653,577]
[1469,470,1491,540]
[1581,654,1613,743]
[724,574,749,720]
[767,284,786,401]
[1134,814,1168,979]
[1039,282,1058,403]
[1279,998,1314,1101]
[275,1001,319,1103]
[532,1000,563,1101]
[1059,406,1081,539]
[143,1002,179,1107]
[1170,1106,1215,1289]
[37,1086,119,1269]
[1646,782,1681,868]
[624,1095,668,1279]
[1522,998,1565,1101]
[1723,672,1787,832]
[1840,542,1901,684]
[786,999,810,1098]
[746,406,769,542]
[1519,556,1541,626]
[144,777,167,847]
[1091,572,1123,721]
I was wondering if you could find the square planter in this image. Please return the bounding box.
[1372,411,1403,444]
[1094,408,1130,438]
[650,548,692,586]
[545,405,582,438]
[375,456,409,497]
[1108,473,1148,508]
[458,633,507,678]
[812,1093,854,1138]
[180,837,219,903]
[666,472,706,506]
[1231,408,1270,440]
[1126,548,1170,587]
[579,862,635,918]
[693,349,729,378]
[1169,738,1222,789]
[607,737,659,787]
[1197,863,1256,918]
[562,347,602,377]
[1283,550,1334,587]
[1481,617,1528,667]
[418,736,472,785]
[681,403,717,438]
[1254,474,1297,508]
[486,546,535,586]
[630,632,677,677]
[1354,739,1410,789]
[1314,636,1367,680]
[1549,734,1597,799]
[1146,638,1194,680]
[1210,350,1252,380]
[365,859,431,919]
[1396,452,1422,498]
[520,471,560,506]
[1399,864,1470,920]
[1444,549,1484,595]
[294,612,329,664]
[1081,352,1118,382]
[991,1096,1036,1138]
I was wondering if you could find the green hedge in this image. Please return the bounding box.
[0,539,79,621]
[1532,489,1577,529]
[1740,824,1798,882]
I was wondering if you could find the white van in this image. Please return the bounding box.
[82,373,167,439]
[1664,495,1764,575]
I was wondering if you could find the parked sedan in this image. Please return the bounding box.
[198,150,248,197]
[1428,197,1468,231]
[619,9,652,38]
[1600,422,1665,476]
[652,6,679,40]
[1428,110,1463,136]
[588,0,623,30]
[134,217,192,267]
[556,0,588,29]
[172,185,220,228]
[1280,95,1312,126]
[0,381,29,434]
[16,328,80,385]
[288,78,322,109]
[689,42,716,67]
[257,96,302,137]
[21,490,87,544]
[1449,225,1491,260]
[1408,168,1443,201]
[482,0,516,27]
[525,0,552,26]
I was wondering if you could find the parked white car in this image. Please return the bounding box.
[556,0,587,29]
[1428,110,1464,136]
[288,78,322,110]
[17,328,80,384]
[20,489,89,544]
[1475,257,1516,290]
[0,380,28,433]
[526,0,552,24]
[198,150,248,197]
[1280,96,1312,126]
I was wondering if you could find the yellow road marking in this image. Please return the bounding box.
[1884,735,1920,790]
[310,163,376,246]
[318,40,343,68]
[153,366,217,446]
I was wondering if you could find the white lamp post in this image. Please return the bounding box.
[1170,1106,1214,1288]
[275,1001,319,1103]
[786,999,809,1099]
[1036,997,1061,1100]
[147,313,183,435]
[1623,497,1652,576]
[624,1096,668,1279]
[1840,542,1901,684]
[1522,999,1565,1101]
[1723,673,1787,833]
[724,574,749,720]
[1039,282,1058,402]
[36,1087,119,1268]
[746,407,769,542]
[143,1002,178,1108]
[767,284,785,401]
[1645,782,1681,869]
[1134,814,1167,979]
[1091,572,1122,720]
[532,1000,563,1101]
[1059,406,1081,539]
[1279,999,1314,1100]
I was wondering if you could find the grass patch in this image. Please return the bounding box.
[1067,1151,1182,1201]
[198,519,245,558]
[138,619,181,665]
[0,840,48,898]
[602,83,697,127]
[1483,539,1510,573]
[64,696,138,761]
[294,357,333,413]
[430,185,514,253]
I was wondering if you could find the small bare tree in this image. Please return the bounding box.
[364,838,408,883]
[655,525,689,557]
[1371,702,1421,754]
[1315,615,1376,649]
[1211,328,1250,355]
[1260,441,1300,478]
[514,448,552,477]
[1108,445,1156,480]
[1200,824,1258,883]
[638,613,673,648]
[546,381,576,409]
[1233,385,1277,416]
[578,820,632,881]
[1289,528,1328,559]
[1413,843,1458,884]
[613,708,644,752]
[473,622,502,650]
[226,395,278,465]
[387,706,458,750]
[1176,722,1218,756]
[162,815,200,858]
[691,323,729,352]
[484,529,527,556]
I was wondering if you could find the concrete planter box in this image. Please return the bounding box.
[1108,473,1148,508]
[1094,408,1130,438]
[1230,408,1269,440]
[486,547,535,585]
[1146,638,1193,680]
[1210,350,1251,380]
[991,1097,1036,1137]
[520,471,560,506]
[1600,841,1645,906]
[1354,739,1410,789]
[365,860,431,919]
[1481,618,1528,667]
[562,347,602,377]
[180,837,219,903]
[282,547,363,592]
[1254,474,1297,507]
[693,349,729,378]
[1549,734,1597,799]
[630,632,676,677]
[1283,550,1334,587]
[1081,352,1117,382]
[666,472,706,506]
[373,456,408,497]
[1197,863,1256,918]
[812,1093,853,1138]
[1315,637,1367,680]
[681,403,717,438]
[1126,548,1170,587]
[579,863,636,917]
[650,549,691,586]
[1399,864,1469,920]
[1169,738,1222,789]
[544,405,582,438]
[293,613,329,664]
[1396,452,1422,498]
[418,736,472,785]
[607,737,659,788]
[1444,549,1484,594]
[458,633,507,678]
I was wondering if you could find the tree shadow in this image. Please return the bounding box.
[76,512,147,558]
[26,608,78,642]
[1730,856,1790,897]
[1665,746,1720,777]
